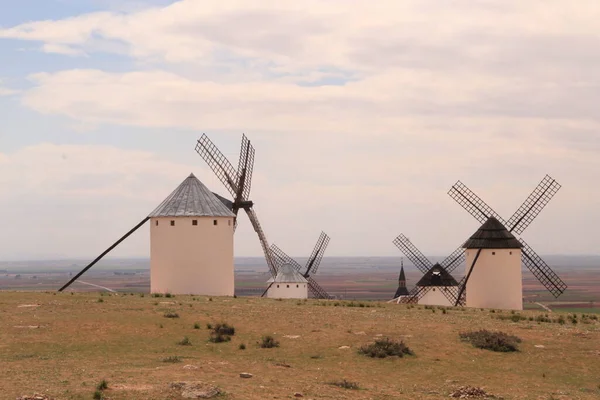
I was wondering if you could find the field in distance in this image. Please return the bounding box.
[1,292,599,399]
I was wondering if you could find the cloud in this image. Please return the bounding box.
[1,1,600,258]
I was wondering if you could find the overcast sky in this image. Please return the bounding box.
[0,0,599,261]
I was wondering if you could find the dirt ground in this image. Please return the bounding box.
[1,292,599,399]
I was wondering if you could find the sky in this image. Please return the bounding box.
[0,0,599,261]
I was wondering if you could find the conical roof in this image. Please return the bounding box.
[394,285,409,298]
[398,265,406,281]
[416,263,458,287]
[267,264,308,284]
[462,217,523,249]
[149,173,235,218]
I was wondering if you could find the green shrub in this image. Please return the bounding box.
[206,323,213,330]
[329,379,360,390]
[97,298,104,303]
[165,293,173,298]
[260,335,280,348]
[93,390,104,400]
[239,343,246,350]
[213,323,235,336]
[209,332,231,343]
[177,336,192,346]
[358,338,413,358]
[162,356,182,363]
[96,380,108,391]
[459,329,521,352]
[193,323,200,329]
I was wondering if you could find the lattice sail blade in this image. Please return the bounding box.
[392,234,433,274]
[195,134,239,198]
[306,276,331,299]
[440,245,466,274]
[270,244,304,272]
[506,175,561,234]
[520,239,567,298]
[244,207,277,277]
[238,134,255,202]
[305,231,330,276]
[448,181,506,225]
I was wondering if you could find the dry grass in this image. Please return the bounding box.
[1,292,600,399]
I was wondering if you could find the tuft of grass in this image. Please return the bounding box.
[162,356,182,363]
[206,323,213,330]
[163,312,179,319]
[329,379,360,390]
[93,390,104,400]
[358,338,413,358]
[177,336,192,346]
[459,329,522,352]
[260,335,280,348]
[97,298,104,303]
[96,379,108,391]
[165,293,173,298]
[152,293,163,298]
[193,323,201,329]
[239,343,246,350]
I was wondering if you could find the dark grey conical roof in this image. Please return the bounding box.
[149,173,235,218]
[416,263,458,287]
[462,217,523,249]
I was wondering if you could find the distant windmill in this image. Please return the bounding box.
[392,234,461,306]
[448,175,567,309]
[393,258,409,300]
[264,232,332,299]
[195,133,277,277]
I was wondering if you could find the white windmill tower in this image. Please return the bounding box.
[149,173,235,295]
[462,217,523,310]
[58,173,236,296]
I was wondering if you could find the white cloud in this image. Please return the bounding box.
[1,1,600,258]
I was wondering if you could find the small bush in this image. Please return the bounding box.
[459,329,522,352]
[164,312,179,319]
[177,336,192,346]
[260,335,280,348]
[193,323,201,329]
[359,338,413,358]
[96,379,108,391]
[329,379,360,390]
[213,323,235,336]
[165,293,173,298]
[97,298,104,303]
[209,297,213,302]
[152,293,163,298]
[209,332,231,343]
[93,391,104,400]
[239,343,246,350]
[206,323,213,330]
[162,356,182,363]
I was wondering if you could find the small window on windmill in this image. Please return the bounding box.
[192,220,198,226]
[510,251,513,255]
[286,285,290,288]
[170,220,175,226]
[492,251,496,255]
[155,220,158,226]
[296,284,299,288]
[277,285,279,288]
[213,220,218,226]
[228,220,231,226]
[433,288,436,291]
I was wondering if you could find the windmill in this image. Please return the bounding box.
[392,234,462,306]
[195,133,277,277]
[448,175,567,308]
[264,232,332,299]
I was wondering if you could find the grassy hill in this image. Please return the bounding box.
[1,292,599,399]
